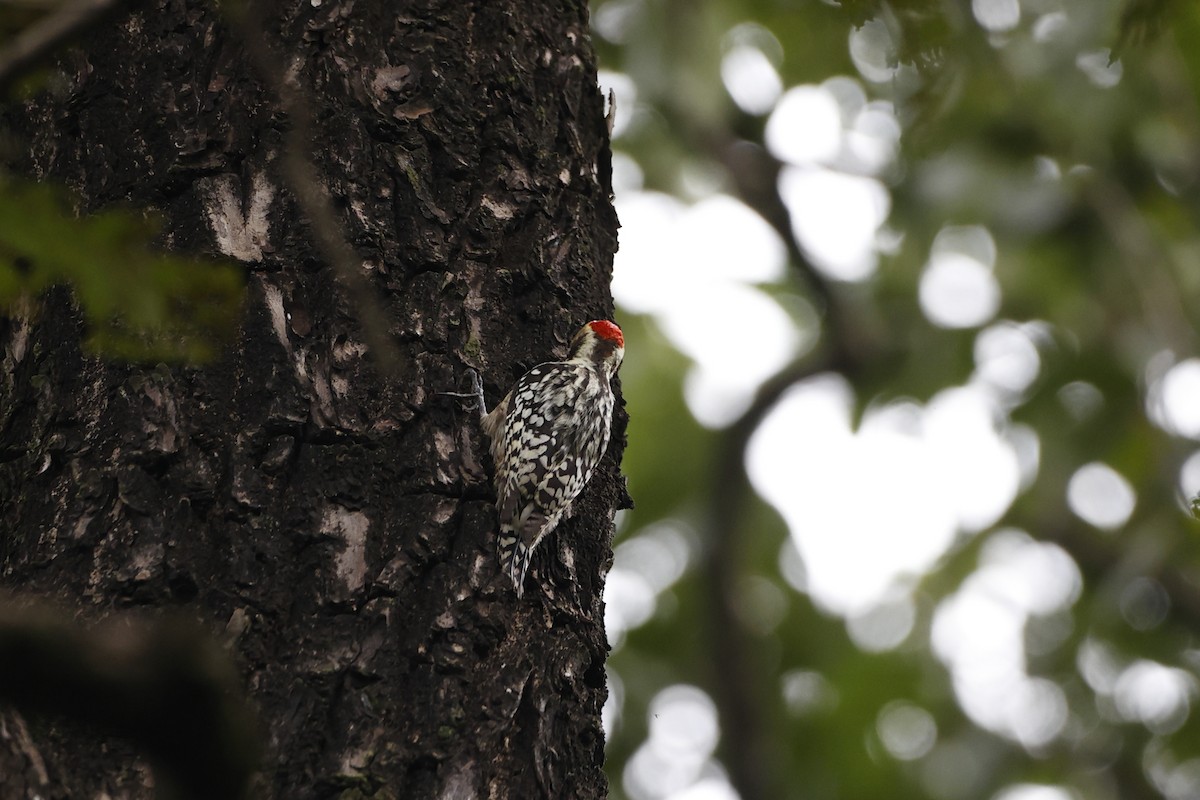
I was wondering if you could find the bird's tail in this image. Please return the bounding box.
[498,531,533,598]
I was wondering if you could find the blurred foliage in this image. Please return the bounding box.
[0,176,244,360]
[0,4,243,363]
[597,1,1200,800]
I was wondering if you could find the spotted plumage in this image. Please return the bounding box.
[481,320,624,597]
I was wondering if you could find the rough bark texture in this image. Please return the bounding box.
[0,0,622,797]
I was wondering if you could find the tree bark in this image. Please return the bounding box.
[0,1,622,797]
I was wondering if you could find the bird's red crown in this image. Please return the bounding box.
[587,320,624,348]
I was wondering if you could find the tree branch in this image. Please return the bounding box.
[688,119,877,800]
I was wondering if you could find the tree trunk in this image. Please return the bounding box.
[0,1,621,797]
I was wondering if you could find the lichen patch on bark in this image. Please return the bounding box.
[261,279,291,354]
[322,505,370,593]
[201,172,275,262]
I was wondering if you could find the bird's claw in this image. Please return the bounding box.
[441,368,487,415]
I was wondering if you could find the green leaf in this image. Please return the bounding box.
[0,175,243,361]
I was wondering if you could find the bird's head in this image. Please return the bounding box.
[569,319,625,376]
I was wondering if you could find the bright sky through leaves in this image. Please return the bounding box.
[597,1,1200,796]
[606,47,1200,776]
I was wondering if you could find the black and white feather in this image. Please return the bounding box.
[481,320,625,597]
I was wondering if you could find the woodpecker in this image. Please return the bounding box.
[456,320,624,597]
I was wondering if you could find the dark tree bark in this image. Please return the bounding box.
[0,0,622,797]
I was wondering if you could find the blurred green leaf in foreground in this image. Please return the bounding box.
[0,175,242,361]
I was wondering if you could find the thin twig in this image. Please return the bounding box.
[1085,175,1198,355]
[714,134,837,321]
[0,0,71,9]
[0,0,124,95]
[224,1,401,376]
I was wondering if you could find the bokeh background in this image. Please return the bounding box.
[592,1,1200,799]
